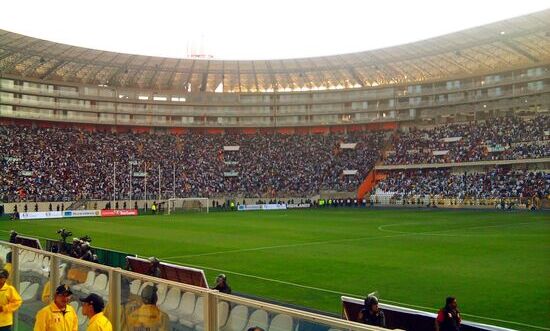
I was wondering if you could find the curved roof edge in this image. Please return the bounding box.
[1,9,549,92]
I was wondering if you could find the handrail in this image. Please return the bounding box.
[2,241,390,331]
[375,157,550,170]
[216,292,387,331]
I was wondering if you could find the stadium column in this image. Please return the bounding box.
[108,269,121,331]
[203,291,217,331]
[49,254,61,300]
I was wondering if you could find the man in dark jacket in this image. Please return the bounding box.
[358,295,385,328]
[435,296,461,331]
[212,274,231,294]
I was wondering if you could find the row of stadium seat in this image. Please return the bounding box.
[128,279,294,331]
[19,251,50,276]
[72,270,109,297]
[18,281,40,301]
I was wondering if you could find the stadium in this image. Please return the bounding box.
[0,4,549,331]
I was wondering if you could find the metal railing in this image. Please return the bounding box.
[2,242,387,331]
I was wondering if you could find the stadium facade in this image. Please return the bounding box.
[0,10,549,132]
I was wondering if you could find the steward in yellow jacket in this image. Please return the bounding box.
[34,284,78,331]
[80,293,112,331]
[0,269,22,331]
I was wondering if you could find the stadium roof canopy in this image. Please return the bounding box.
[0,9,549,93]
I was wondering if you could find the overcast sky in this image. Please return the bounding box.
[1,0,549,60]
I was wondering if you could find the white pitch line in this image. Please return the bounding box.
[161,259,549,330]
[377,221,537,236]
[161,231,419,260]
[162,221,537,260]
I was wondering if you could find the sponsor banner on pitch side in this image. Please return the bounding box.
[101,209,139,217]
[63,210,101,218]
[19,211,63,220]
[262,204,287,210]
[287,203,311,209]
[238,204,287,211]
[238,204,262,211]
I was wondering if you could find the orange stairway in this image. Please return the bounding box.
[357,170,386,200]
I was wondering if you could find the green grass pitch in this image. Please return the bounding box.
[1,208,548,330]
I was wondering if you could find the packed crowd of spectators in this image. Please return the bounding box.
[374,167,549,199]
[0,125,386,202]
[2,115,547,203]
[384,115,549,164]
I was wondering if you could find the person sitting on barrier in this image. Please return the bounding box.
[34,284,78,331]
[126,285,169,331]
[80,293,112,331]
[358,295,386,328]
[147,257,162,278]
[212,274,231,294]
[435,296,461,331]
[0,269,22,331]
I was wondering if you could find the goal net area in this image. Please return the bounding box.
[167,198,209,214]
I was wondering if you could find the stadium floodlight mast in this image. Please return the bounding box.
[129,161,135,209]
[144,162,148,211]
[112,161,116,209]
[173,164,176,199]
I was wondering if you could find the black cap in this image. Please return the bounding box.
[0,269,9,279]
[80,293,105,312]
[55,284,73,296]
[365,295,379,307]
[141,285,158,304]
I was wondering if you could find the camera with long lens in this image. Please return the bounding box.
[57,228,72,241]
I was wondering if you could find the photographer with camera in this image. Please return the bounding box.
[57,228,73,254]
